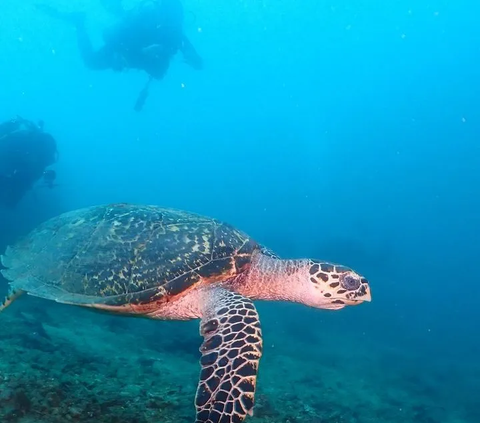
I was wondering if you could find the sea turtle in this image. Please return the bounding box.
[0,203,371,423]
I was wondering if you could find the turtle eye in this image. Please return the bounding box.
[340,274,361,291]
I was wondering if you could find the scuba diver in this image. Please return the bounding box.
[0,117,58,208]
[37,0,203,111]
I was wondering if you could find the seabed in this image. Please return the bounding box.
[0,297,475,423]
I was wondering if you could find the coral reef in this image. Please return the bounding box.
[0,298,476,422]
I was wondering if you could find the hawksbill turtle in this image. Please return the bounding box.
[0,203,371,423]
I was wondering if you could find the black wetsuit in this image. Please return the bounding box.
[0,118,57,208]
[77,0,202,79]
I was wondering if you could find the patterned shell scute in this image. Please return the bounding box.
[2,204,259,306]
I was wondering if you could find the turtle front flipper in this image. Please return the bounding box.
[0,287,24,312]
[196,288,263,423]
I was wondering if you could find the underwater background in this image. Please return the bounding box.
[1,0,479,422]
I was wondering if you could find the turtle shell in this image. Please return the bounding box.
[1,204,260,307]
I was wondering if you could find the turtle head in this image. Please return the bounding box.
[306,261,371,310]
[236,254,370,310]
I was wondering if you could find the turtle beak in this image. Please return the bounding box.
[357,279,372,303]
[364,289,372,302]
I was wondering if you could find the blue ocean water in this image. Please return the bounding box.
[0,1,479,422]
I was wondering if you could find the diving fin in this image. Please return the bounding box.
[35,3,86,27]
[134,77,153,112]
[100,0,125,17]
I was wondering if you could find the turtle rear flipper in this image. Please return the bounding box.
[196,288,263,423]
[0,287,24,312]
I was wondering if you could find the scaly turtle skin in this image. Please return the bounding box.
[0,203,371,423]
